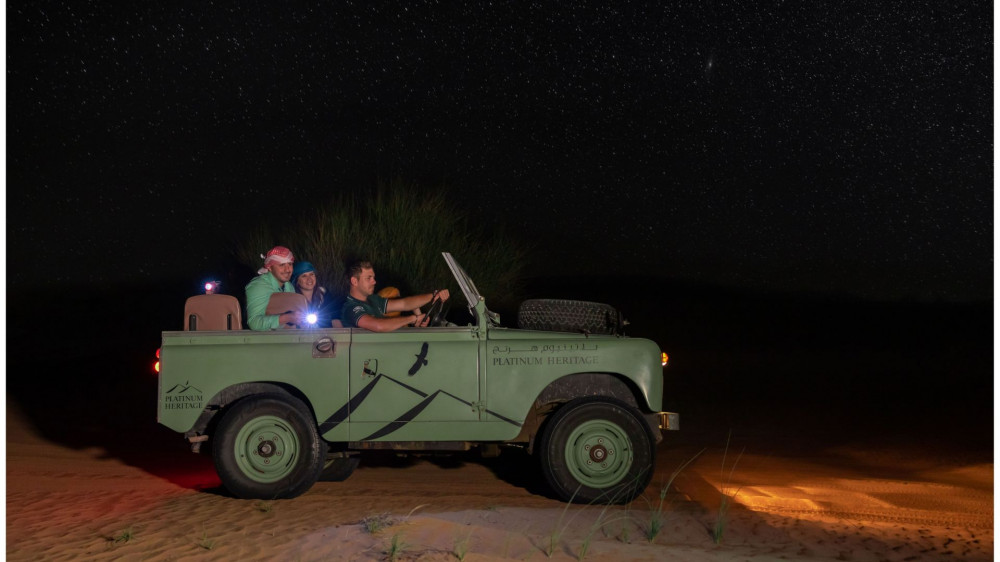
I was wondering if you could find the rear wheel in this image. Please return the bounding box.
[538,397,655,504]
[213,394,327,499]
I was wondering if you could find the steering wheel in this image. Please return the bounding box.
[420,297,446,327]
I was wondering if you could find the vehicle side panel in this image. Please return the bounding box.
[159,328,664,444]
[158,330,352,441]
[345,328,483,441]
[483,329,663,439]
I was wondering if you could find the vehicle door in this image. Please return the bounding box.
[347,326,480,441]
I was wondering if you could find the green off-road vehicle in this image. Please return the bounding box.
[157,253,677,503]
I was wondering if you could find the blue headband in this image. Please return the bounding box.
[292,261,316,283]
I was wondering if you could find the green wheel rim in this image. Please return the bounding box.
[564,418,634,489]
[233,415,300,484]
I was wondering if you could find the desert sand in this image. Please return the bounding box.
[6,398,991,561]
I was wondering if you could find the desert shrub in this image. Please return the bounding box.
[236,179,528,310]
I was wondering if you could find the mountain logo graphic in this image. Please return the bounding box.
[166,381,203,395]
[164,381,205,411]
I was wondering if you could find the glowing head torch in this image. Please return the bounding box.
[204,280,221,294]
[306,312,318,325]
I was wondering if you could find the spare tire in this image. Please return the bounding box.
[517,299,623,335]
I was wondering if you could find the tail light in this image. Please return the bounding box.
[154,348,161,374]
[661,352,669,367]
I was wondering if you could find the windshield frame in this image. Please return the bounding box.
[442,252,481,310]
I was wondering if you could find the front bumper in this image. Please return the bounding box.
[646,411,679,443]
[658,411,680,431]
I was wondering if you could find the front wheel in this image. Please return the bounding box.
[538,397,656,504]
[213,394,327,499]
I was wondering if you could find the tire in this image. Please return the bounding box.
[212,394,328,499]
[320,456,360,482]
[517,299,622,335]
[538,397,656,504]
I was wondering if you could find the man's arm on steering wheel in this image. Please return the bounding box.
[356,313,426,333]
[385,289,450,313]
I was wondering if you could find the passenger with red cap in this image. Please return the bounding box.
[245,246,304,330]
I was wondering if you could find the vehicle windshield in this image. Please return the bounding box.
[443,252,499,326]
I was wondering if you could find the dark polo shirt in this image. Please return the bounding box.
[341,294,389,328]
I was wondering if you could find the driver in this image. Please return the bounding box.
[341,260,450,332]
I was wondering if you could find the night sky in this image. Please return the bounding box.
[7,2,993,301]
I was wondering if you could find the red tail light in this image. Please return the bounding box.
[154,348,161,374]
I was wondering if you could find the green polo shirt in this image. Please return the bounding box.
[341,294,389,328]
[245,272,295,331]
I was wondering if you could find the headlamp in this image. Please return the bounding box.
[204,280,221,294]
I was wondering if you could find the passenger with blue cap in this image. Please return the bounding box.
[292,260,343,328]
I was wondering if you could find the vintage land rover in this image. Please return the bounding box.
[157,252,677,503]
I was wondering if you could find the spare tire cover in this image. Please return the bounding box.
[517,299,622,335]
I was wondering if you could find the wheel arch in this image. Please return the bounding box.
[184,381,318,441]
[511,372,659,453]
[538,372,643,409]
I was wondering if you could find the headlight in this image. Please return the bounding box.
[203,280,221,294]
